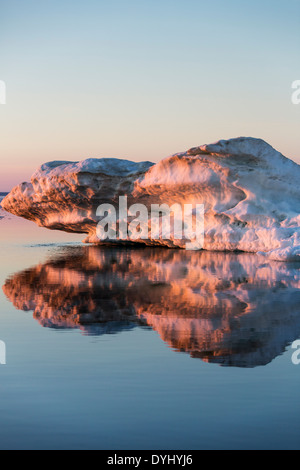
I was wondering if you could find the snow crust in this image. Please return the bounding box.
[2,137,300,260]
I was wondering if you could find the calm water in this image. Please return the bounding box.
[0,197,300,450]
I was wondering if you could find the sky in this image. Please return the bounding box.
[0,0,299,191]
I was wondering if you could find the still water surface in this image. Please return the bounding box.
[0,199,300,449]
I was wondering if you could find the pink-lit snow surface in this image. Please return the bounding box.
[2,137,300,261]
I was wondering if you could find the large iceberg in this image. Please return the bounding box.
[2,137,300,260]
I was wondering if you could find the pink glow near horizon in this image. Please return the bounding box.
[0,1,299,191]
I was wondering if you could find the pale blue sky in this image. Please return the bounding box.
[0,0,299,190]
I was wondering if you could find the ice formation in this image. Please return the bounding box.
[2,137,300,260]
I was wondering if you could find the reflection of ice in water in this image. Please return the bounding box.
[3,246,300,368]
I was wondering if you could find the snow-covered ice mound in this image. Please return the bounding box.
[1,137,300,260]
[0,193,9,220]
